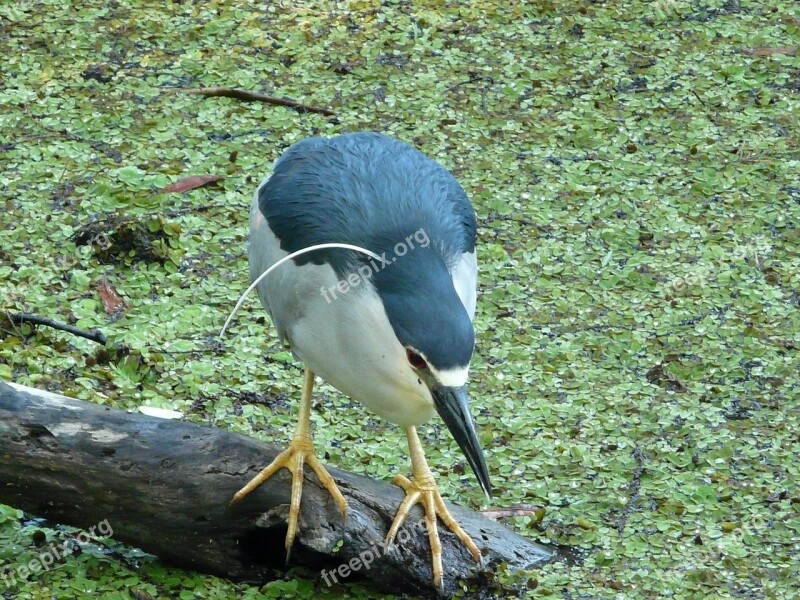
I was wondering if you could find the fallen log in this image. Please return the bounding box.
[0,381,556,597]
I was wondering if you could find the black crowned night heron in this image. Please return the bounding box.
[225,132,490,588]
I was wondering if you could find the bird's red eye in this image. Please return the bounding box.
[406,349,427,369]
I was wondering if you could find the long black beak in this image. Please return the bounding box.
[431,385,492,499]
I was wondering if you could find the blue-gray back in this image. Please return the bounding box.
[258,132,476,274]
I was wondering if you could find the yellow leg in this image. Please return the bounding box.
[230,368,347,561]
[385,426,483,589]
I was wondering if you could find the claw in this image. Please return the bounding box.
[386,472,482,590]
[230,369,347,560]
[230,437,347,561]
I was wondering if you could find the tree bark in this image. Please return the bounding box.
[0,382,555,598]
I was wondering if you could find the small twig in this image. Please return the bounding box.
[444,75,494,93]
[7,313,107,345]
[481,504,544,521]
[615,447,645,535]
[743,46,798,57]
[162,87,336,116]
[691,89,707,106]
[0,326,20,339]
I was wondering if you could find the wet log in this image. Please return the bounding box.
[0,381,555,598]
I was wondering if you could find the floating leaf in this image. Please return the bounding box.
[744,47,798,57]
[162,175,223,194]
[96,275,125,317]
[138,406,184,420]
[481,504,544,521]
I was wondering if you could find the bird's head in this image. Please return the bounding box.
[369,241,492,499]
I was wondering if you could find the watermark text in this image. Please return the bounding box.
[1,518,113,589]
[320,228,430,304]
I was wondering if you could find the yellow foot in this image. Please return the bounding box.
[229,437,347,561]
[385,473,482,590]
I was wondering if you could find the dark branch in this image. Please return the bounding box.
[163,87,336,116]
[6,312,107,345]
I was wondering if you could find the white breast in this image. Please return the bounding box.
[451,250,477,320]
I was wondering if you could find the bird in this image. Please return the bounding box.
[227,132,491,589]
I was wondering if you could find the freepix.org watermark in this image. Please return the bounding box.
[320,227,430,304]
[320,516,427,586]
[0,518,113,589]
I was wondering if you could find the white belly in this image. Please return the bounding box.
[249,195,435,427]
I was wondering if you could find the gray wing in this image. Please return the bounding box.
[257,133,476,266]
[252,132,478,322]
